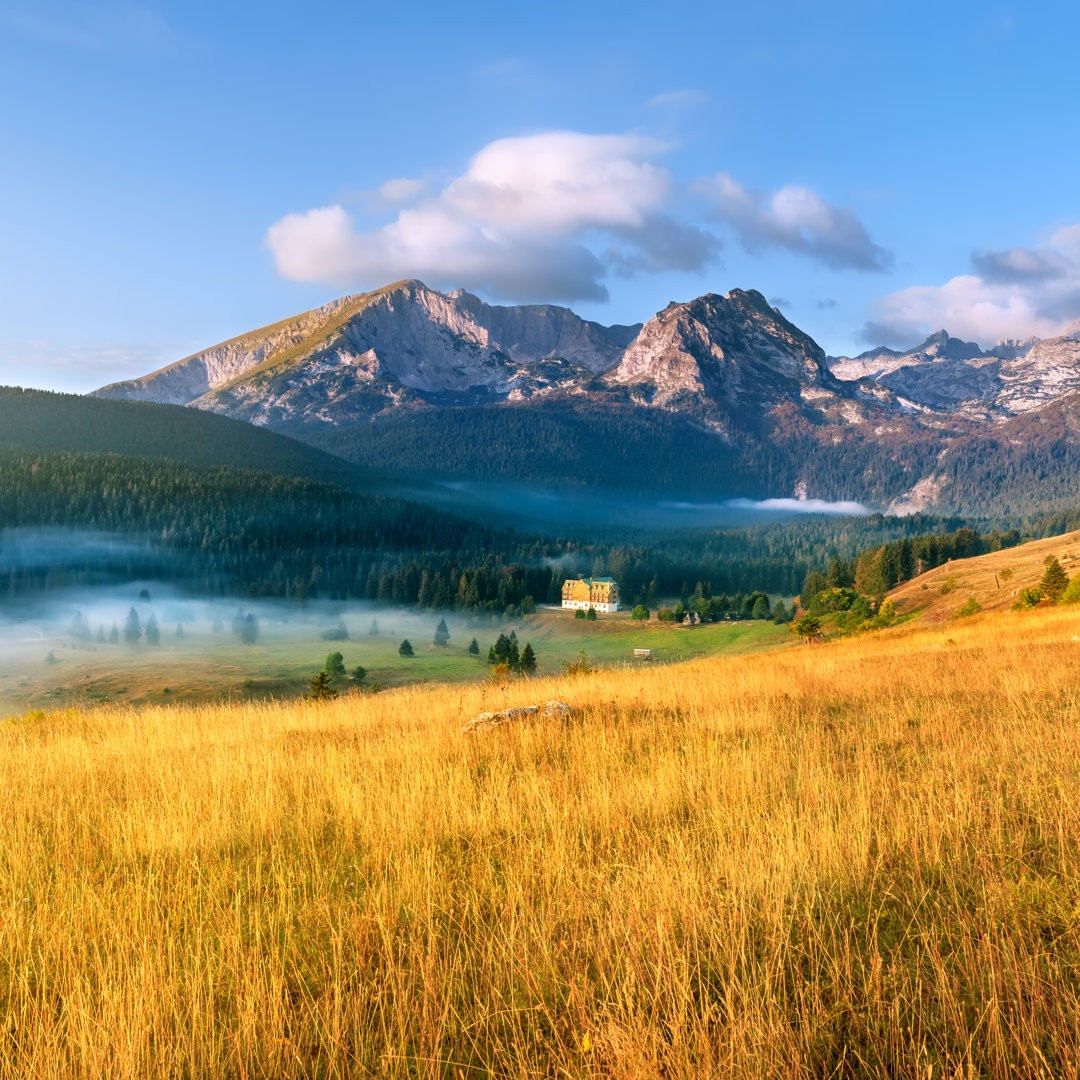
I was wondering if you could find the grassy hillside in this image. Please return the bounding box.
[4,607,1080,1076]
[0,385,383,491]
[890,527,1080,620]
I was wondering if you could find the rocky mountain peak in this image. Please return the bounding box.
[609,287,838,418]
[1063,317,1080,340]
[911,329,984,360]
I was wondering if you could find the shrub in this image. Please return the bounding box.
[953,596,982,618]
[1063,572,1080,605]
[938,575,958,595]
[657,607,675,623]
[1012,586,1043,610]
[585,608,597,622]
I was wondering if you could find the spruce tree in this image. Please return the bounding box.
[306,670,337,700]
[468,638,480,655]
[1041,555,1069,602]
[145,613,160,645]
[433,618,450,647]
[398,639,414,657]
[123,607,141,644]
[520,642,536,674]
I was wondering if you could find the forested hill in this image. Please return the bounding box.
[0,386,380,492]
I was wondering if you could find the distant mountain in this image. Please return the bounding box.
[830,326,1080,418]
[94,280,641,428]
[828,329,984,381]
[607,289,849,431]
[92,281,1080,518]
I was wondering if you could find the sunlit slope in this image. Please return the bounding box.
[4,606,1080,1077]
[890,527,1080,619]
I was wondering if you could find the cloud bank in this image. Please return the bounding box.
[266,131,887,303]
[866,224,1080,347]
[267,132,718,303]
[695,173,892,272]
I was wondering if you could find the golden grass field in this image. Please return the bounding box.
[3,601,1080,1078]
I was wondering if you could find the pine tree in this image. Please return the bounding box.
[398,639,414,657]
[433,618,450,647]
[369,617,379,636]
[145,613,160,645]
[520,642,536,674]
[306,670,337,700]
[1041,555,1069,602]
[123,607,141,644]
[468,637,480,655]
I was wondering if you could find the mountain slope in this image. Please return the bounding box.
[89,280,1080,518]
[94,280,640,426]
[0,385,382,491]
[607,289,848,428]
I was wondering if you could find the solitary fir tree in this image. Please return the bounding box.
[306,670,337,700]
[1041,555,1069,603]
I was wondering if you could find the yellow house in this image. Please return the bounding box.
[561,577,619,613]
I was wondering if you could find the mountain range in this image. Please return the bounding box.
[93,280,1080,518]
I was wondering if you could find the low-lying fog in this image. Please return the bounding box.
[412,481,871,530]
[0,582,484,657]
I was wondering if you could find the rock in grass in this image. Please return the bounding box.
[461,700,573,735]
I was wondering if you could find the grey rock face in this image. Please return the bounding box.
[609,289,840,416]
[93,280,637,411]
[996,336,1080,413]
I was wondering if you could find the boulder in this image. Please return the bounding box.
[461,699,573,735]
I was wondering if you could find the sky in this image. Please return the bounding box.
[1,0,1079,392]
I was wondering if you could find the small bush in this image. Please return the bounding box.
[953,596,982,618]
[938,574,958,595]
[1063,572,1080,605]
[1012,586,1043,611]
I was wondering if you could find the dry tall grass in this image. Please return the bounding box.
[3,606,1080,1078]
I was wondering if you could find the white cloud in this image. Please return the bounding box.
[696,172,891,271]
[266,132,719,303]
[866,226,1080,347]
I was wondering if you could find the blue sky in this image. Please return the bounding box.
[2,0,1079,391]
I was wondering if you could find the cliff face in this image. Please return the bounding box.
[93,278,1080,438]
[608,289,844,425]
[93,281,640,412]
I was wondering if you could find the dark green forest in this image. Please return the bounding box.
[0,447,990,613]
[298,395,1080,518]
[0,386,379,492]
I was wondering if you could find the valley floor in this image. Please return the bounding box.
[0,606,787,715]
[3,605,1080,1077]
